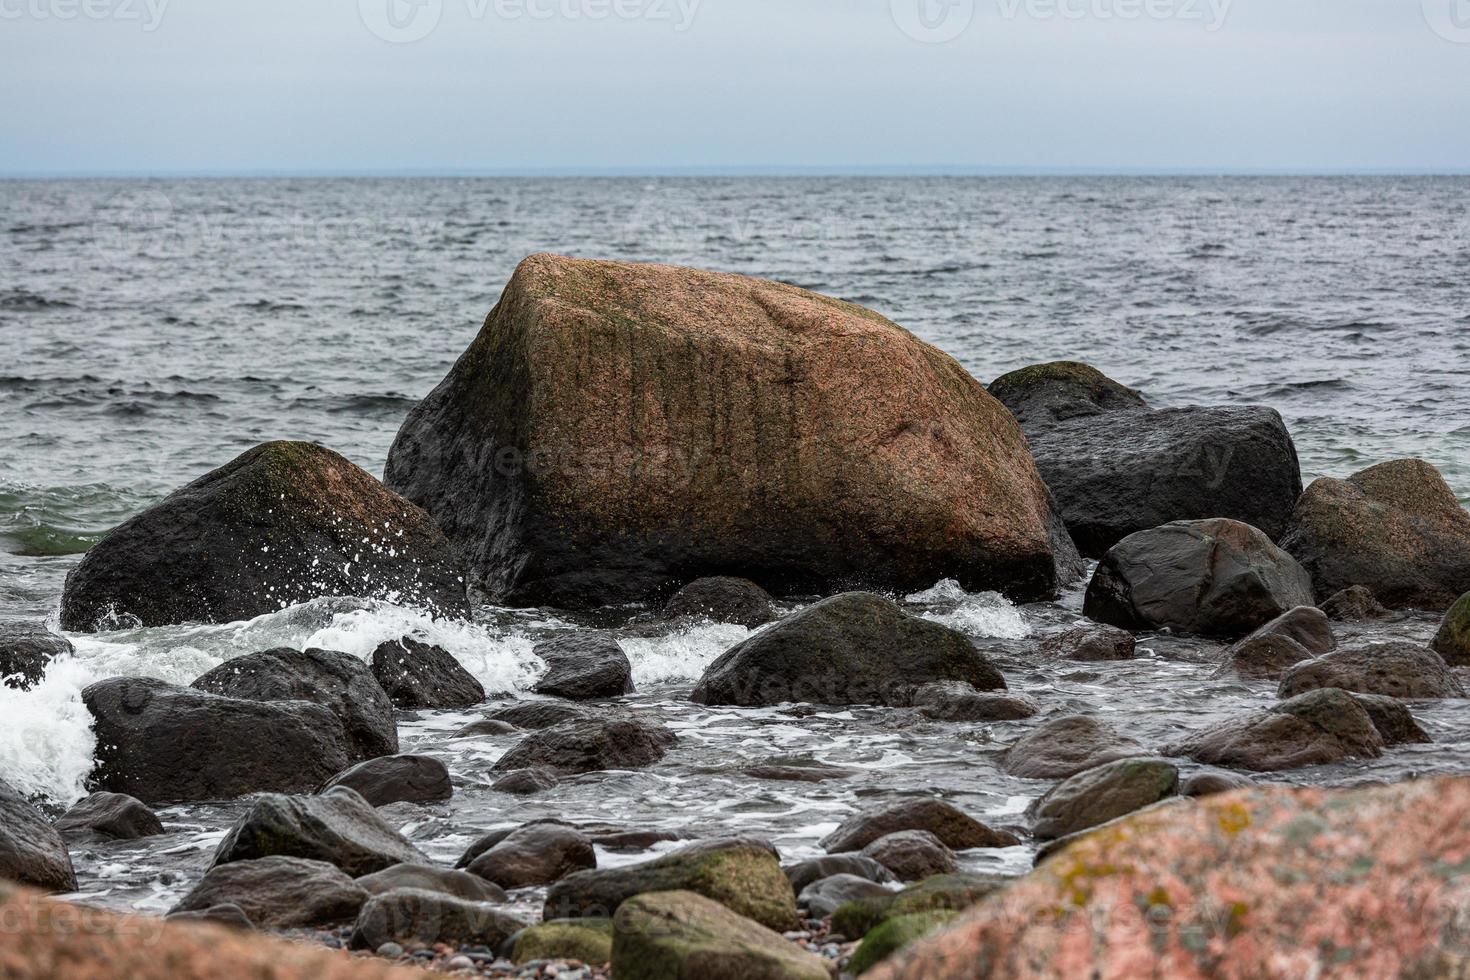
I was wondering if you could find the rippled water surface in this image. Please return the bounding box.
[2,176,1469,916]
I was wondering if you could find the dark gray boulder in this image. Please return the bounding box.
[487,700,595,730]
[212,786,429,876]
[691,592,1005,707]
[662,577,777,628]
[913,683,1040,722]
[819,798,1019,853]
[860,830,956,882]
[1351,694,1432,745]
[169,856,367,929]
[1084,519,1315,637]
[0,778,77,892]
[83,676,350,804]
[192,647,397,761]
[1214,634,1315,681]
[59,441,468,631]
[785,854,895,895]
[1002,715,1147,779]
[466,823,596,889]
[531,634,634,700]
[0,622,72,691]
[1037,623,1136,662]
[798,873,896,918]
[370,637,485,710]
[319,755,452,807]
[1245,606,1336,655]
[1277,642,1466,700]
[492,718,675,775]
[350,888,528,951]
[53,791,163,840]
[491,768,560,795]
[1280,459,1470,610]
[1028,757,1179,840]
[355,864,508,903]
[1023,404,1302,558]
[1169,688,1385,772]
[988,361,1149,433]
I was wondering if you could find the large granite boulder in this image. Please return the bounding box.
[866,777,1470,980]
[170,856,367,929]
[1280,459,1470,610]
[383,254,1075,608]
[1028,757,1179,840]
[988,361,1148,433]
[1277,641,1466,700]
[0,779,76,892]
[83,677,350,804]
[612,890,830,980]
[544,837,797,931]
[0,622,72,691]
[53,792,163,840]
[691,592,1004,707]
[531,634,635,700]
[1169,688,1384,772]
[1084,519,1315,637]
[1016,395,1302,558]
[318,755,452,807]
[369,638,484,710]
[1432,592,1470,666]
[60,441,468,631]
[493,717,674,774]
[212,787,429,877]
[663,576,777,627]
[820,799,1018,853]
[192,647,398,761]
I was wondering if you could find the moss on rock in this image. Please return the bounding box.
[511,918,613,965]
[848,911,958,975]
[611,890,828,980]
[1433,593,1470,666]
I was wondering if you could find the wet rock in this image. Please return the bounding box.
[212,787,429,877]
[1352,694,1432,745]
[865,777,1470,980]
[487,700,595,730]
[355,864,507,903]
[742,762,854,783]
[383,254,1073,609]
[798,874,896,918]
[1213,634,1315,681]
[466,823,596,889]
[369,638,485,710]
[544,837,797,931]
[850,911,958,977]
[611,890,829,980]
[0,622,72,691]
[663,576,777,628]
[319,755,452,807]
[1179,769,1254,797]
[1169,688,1384,772]
[1278,641,1466,700]
[861,831,957,882]
[165,903,255,930]
[911,682,1039,721]
[1321,585,1394,621]
[492,717,674,774]
[453,718,519,738]
[988,360,1149,433]
[510,918,614,966]
[831,873,1010,941]
[1021,403,1302,558]
[1084,519,1315,637]
[1028,757,1179,840]
[170,856,367,929]
[0,779,77,892]
[192,647,398,762]
[53,792,163,840]
[1280,459,1470,610]
[1432,592,1470,666]
[60,440,468,631]
[591,829,687,851]
[1242,606,1336,656]
[530,634,634,700]
[1037,623,1136,662]
[692,592,1005,707]
[785,854,896,895]
[1002,715,1147,779]
[83,676,350,804]
[491,767,559,794]
[820,798,1019,853]
[349,888,528,951]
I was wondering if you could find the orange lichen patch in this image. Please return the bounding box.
[0,883,423,980]
[870,778,1470,980]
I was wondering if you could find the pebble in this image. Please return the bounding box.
[446,955,475,972]
[376,942,404,959]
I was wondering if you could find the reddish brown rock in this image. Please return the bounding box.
[869,777,1470,979]
[384,254,1075,608]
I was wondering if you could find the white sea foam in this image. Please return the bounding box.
[906,578,1031,639]
[0,656,98,803]
[619,621,752,686]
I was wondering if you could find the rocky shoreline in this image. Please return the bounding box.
[4,255,1470,977]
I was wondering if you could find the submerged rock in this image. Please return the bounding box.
[170,856,367,929]
[861,831,957,882]
[0,779,77,893]
[0,622,72,691]
[192,647,398,762]
[1029,757,1179,840]
[83,676,350,804]
[349,889,527,951]
[820,798,1019,853]
[1432,592,1470,666]
[212,787,429,877]
[1214,634,1315,681]
[1352,694,1433,745]
[319,755,452,807]
[611,890,829,980]
[1242,605,1336,655]
[60,441,468,631]
[1002,715,1147,779]
[491,767,560,795]
[1037,623,1136,662]
[1084,519,1315,637]
[692,592,1004,707]
[53,792,163,840]
[1169,688,1384,772]
[466,822,596,889]
[1321,585,1395,621]
[383,254,1074,608]
[369,638,485,710]
[492,717,674,774]
[486,700,594,730]
[912,683,1040,721]
[663,576,777,628]
[988,360,1148,433]
[1280,458,1470,610]
[544,837,797,931]
[531,633,634,700]
[1277,641,1466,700]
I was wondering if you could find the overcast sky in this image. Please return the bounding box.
[2,0,1467,174]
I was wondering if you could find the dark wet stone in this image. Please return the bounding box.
[1278,641,1466,700]
[355,864,508,903]
[212,786,429,877]
[531,633,634,701]
[370,637,485,710]
[491,768,560,795]
[349,888,528,951]
[1351,694,1432,746]
[1029,758,1180,840]
[820,798,1019,853]
[860,831,957,882]
[988,360,1149,434]
[1170,688,1385,772]
[165,903,255,930]
[493,718,675,775]
[170,856,366,929]
[319,755,452,807]
[1038,624,1136,662]
[487,701,596,730]
[785,854,896,895]
[1321,585,1395,622]
[53,792,163,840]
[1433,592,1470,667]
[466,823,596,890]
[0,622,72,691]
[663,577,777,628]
[912,681,1040,721]
[1180,769,1255,797]
[1002,715,1147,779]
[0,778,76,892]
[799,873,896,918]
